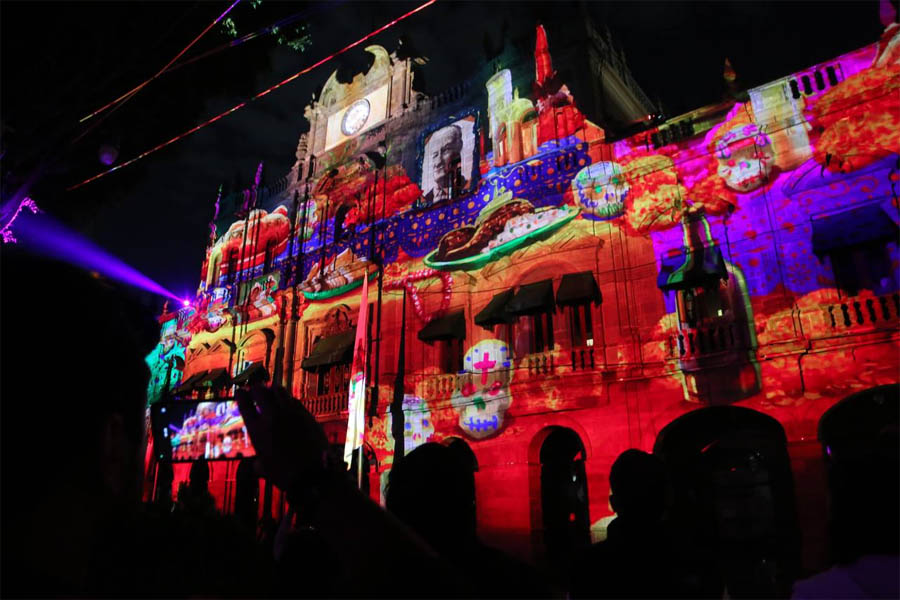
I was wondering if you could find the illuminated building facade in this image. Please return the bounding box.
[146,19,900,588]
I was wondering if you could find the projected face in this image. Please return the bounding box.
[421,117,476,204]
[450,339,513,439]
[715,124,775,192]
[387,395,435,453]
[431,125,462,192]
[572,161,628,220]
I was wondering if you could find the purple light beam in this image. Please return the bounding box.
[14,208,181,302]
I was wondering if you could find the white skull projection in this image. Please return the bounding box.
[571,161,628,220]
[386,394,435,454]
[715,123,776,193]
[451,339,513,439]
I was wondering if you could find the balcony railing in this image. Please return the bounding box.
[825,292,900,331]
[411,372,458,397]
[303,392,346,417]
[569,345,596,371]
[522,350,556,378]
[670,321,749,360]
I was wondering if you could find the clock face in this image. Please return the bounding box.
[341,99,371,136]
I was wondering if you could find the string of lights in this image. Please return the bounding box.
[67,0,439,192]
[77,2,337,126]
[166,3,340,73]
[77,0,243,127]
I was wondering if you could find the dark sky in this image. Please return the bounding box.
[1,0,887,309]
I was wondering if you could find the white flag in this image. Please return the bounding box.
[343,274,370,467]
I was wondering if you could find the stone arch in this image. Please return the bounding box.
[528,426,591,568]
[319,70,341,109]
[817,384,899,565]
[818,383,899,452]
[362,45,391,84]
[318,45,391,112]
[654,405,800,597]
[527,419,593,465]
[236,328,276,370]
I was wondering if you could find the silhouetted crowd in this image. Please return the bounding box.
[2,253,897,599]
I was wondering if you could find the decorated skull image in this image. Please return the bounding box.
[715,123,775,192]
[386,394,435,454]
[451,339,513,439]
[571,161,628,221]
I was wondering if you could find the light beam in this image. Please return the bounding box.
[13,209,182,302]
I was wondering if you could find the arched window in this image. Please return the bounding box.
[539,427,590,567]
[209,254,222,287]
[226,249,239,285]
[654,406,800,597]
[334,204,352,242]
[263,239,277,273]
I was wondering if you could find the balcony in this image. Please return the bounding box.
[302,392,346,417]
[522,350,556,378]
[408,372,458,398]
[824,292,900,332]
[569,344,597,371]
[670,321,751,362]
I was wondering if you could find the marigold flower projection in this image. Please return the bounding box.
[621,153,688,234]
[811,62,900,173]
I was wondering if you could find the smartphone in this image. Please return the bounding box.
[151,399,255,462]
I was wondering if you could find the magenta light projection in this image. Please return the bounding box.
[15,210,181,301]
[0,196,40,244]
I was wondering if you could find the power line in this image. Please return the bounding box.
[67,0,439,192]
[76,0,243,128]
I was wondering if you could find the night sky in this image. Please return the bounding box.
[1,0,886,310]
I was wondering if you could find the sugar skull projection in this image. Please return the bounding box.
[715,123,775,192]
[451,339,513,439]
[386,394,435,453]
[571,161,628,220]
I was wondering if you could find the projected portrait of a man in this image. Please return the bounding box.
[421,116,476,204]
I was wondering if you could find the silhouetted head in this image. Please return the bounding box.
[609,449,668,521]
[386,442,476,554]
[190,458,210,493]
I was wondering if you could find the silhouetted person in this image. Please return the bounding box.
[1,252,158,597]
[793,426,899,598]
[236,385,473,597]
[177,457,217,516]
[234,455,260,530]
[571,449,688,599]
[386,442,550,598]
[155,459,174,511]
[1,252,265,598]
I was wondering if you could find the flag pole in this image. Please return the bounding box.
[391,287,407,465]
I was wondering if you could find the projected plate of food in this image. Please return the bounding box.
[424,200,580,271]
[299,249,377,301]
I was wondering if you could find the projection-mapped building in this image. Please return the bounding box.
[145,17,900,590]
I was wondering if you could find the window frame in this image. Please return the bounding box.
[828,242,894,298]
[515,310,554,356]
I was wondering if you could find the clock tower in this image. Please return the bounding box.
[294,45,422,182]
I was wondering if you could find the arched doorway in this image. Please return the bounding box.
[818,384,899,565]
[819,384,899,461]
[654,406,800,598]
[539,427,590,569]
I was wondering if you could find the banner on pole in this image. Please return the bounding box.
[343,274,370,467]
